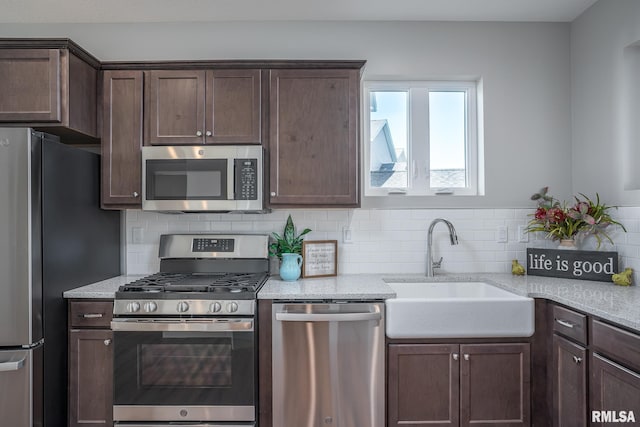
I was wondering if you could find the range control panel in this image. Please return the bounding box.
[192,238,235,253]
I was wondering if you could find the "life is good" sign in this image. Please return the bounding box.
[526,248,618,282]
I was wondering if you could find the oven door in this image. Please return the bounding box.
[111,318,255,423]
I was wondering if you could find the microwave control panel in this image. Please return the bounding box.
[235,159,258,200]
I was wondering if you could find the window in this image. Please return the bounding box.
[364,81,481,197]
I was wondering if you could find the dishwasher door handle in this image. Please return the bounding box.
[275,311,382,322]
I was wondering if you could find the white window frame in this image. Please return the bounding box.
[364,80,479,197]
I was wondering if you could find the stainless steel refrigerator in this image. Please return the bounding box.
[0,128,121,427]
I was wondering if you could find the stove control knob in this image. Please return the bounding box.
[176,301,190,313]
[209,302,222,313]
[226,302,239,313]
[126,302,141,313]
[143,301,158,313]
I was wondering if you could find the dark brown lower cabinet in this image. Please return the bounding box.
[552,334,587,427]
[68,300,113,427]
[388,343,530,427]
[590,353,640,426]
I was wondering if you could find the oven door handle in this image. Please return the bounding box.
[110,318,254,332]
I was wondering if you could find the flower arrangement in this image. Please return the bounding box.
[526,187,626,248]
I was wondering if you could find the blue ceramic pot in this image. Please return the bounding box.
[280,253,303,281]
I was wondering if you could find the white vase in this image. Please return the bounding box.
[557,239,578,250]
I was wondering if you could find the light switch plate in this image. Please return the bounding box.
[132,227,144,244]
[497,225,508,243]
[518,225,529,243]
[342,227,353,244]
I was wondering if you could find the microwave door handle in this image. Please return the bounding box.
[227,158,235,200]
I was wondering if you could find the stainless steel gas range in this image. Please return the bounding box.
[111,234,269,427]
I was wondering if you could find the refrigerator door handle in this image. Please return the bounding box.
[0,356,25,372]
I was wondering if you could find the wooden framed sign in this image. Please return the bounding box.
[526,248,618,282]
[302,240,338,278]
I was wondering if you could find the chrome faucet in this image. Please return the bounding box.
[427,218,459,277]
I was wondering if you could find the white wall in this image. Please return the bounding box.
[571,0,640,205]
[0,20,573,207]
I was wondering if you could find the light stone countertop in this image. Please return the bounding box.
[63,272,640,332]
[63,275,144,299]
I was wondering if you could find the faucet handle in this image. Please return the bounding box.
[433,257,443,269]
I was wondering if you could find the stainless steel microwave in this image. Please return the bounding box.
[142,145,263,212]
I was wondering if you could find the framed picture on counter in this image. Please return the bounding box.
[302,240,338,278]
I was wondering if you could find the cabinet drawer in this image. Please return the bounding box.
[69,301,113,328]
[591,319,640,372]
[552,305,587,345]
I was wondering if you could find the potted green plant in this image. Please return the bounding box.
[269,215,311,281]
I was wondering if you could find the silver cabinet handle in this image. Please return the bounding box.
[555,319,576,329]
[270,192,276,197]
[103,339,111,346]
[132,191,139,198]
[81,313,104,319]
[453,353,459,361]
[206,131,212,136]
[275,312,382,323]
[196,131,203,137]
[0,357,25,372]
[572,355,582,364]
[463,354,470,361]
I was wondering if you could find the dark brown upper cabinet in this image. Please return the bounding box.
[0,41,100,140]
[144,69,261,145]
[101,70,143,209]
[269,68,361,207]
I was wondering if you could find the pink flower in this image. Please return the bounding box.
[547,208,566,223]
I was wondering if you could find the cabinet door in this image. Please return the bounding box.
[552,335,587,427]
[101,70,143,208]
[269,69,359,206]
[145,69,206,145]
[0,49,61,122]
[460,343,530,427]
[205,69,261,144]
[388,344,459,427]
[590,353,640,426]
[68,329,113,427]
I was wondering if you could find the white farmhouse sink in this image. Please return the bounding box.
[385,281,534,339]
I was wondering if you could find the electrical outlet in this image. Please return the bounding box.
[518,225,529,243]
[497,225,508,243]
[132,227,144,244]
[342,227,353,244]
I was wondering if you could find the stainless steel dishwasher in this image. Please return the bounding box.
[272,302,385,427]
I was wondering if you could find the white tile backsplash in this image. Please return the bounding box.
[124,207,640,283]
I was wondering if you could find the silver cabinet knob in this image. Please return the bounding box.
[177,301,190,313]
[143,301,158,313]
[453,353,459,361]
[226,302,239,313]
[270,192,276,196]
[573,355,583,364]
[132,191,139,198]
[196,131,203,137]
[463,354,470,361]
[210,302,222,313]
[103,339,111,346]
[126,302,140,313]
[206,131,212,136]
